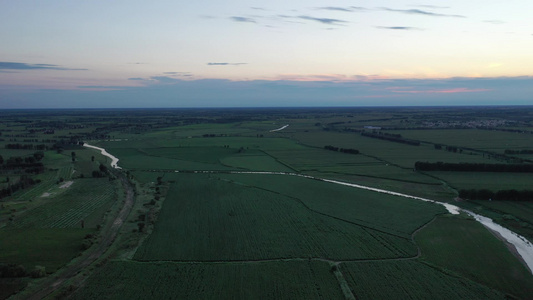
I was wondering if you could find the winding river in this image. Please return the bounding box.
[83,144,533,273]
[83,143,122,169]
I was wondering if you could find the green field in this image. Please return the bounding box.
[134,173,419,261]
[71,260,344,300]
[1,107,532,299]
[0,228,93,272]
[416,216,533,299]
[429,171,533,191]
[213,173,446,237]
[8,178,116,229]
[341,260,503,299]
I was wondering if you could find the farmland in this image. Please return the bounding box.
[1,107,532,299]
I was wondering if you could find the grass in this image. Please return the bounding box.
[415,216,533,299]
[134,173,417,261]
[429,171,533,191]
[0,228,94,272]
[214,173,447,237]
[292,131,493,168]
[219,151,294,172]
[8,178,116,229]
[71,260,344,300]
[341,260,503,299]
[394,129,533,152]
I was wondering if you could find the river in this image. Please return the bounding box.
[83,143,122,169]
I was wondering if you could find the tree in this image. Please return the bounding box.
[91,156,95,162]
[0,155,3,164]
[71,151,76,162]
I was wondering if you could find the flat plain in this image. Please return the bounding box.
[1,107,532,299]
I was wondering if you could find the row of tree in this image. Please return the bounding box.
[5,143,47,150]
[0,153,45,174]
[324,145,360,154]
[505,149,533,155]
[361,132,420,146]
[459,189,533,201]
[0,176,41,199]
[414,161,533,173]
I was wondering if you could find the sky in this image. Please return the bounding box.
[0,0,532,108]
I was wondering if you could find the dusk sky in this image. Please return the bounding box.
[1,1,532,108]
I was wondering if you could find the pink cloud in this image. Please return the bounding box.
[390,87,491,94]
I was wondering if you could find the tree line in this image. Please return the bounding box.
[505,149,533,155]
[361,132,420,146]
[324,145,359,154]
[414,161,533,173]
[5,143,48,150]
[459,189,533,201]
[0,152,45,174]
[0,176,41,199]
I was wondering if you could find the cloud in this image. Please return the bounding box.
[163,72,192,76]
[484,20,505,24]
[376,26,421,30]
[230,16,256,23]
[128,78,145,81]
[412,5,450,9]
[0,62,87,71]
[2,76,531,108]
[381,8,465,18]
[316,7,353,12]
[297,15,347,25]
[316,6,368,12]
[389,87,490,94]
[207,62,247,66]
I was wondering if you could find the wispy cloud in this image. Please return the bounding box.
[230,16,256,23]
[316,7,353,12]
[389,87,490,94]
[0,62,87,71]
[207,62,247,66]
[128,78,145,81]
[376,26,421,30]
[381,8,465,18]
[163,72,193,76]
[484,20,505,24]
[316,6,368,12]
[412,5,450,9]
[297,15,347,25]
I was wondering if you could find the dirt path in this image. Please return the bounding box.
[22,173,135,300]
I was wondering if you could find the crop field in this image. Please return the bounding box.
[8,178,115,229]
[291,131,493,168]
[471,200,533,224]
[302,171,455,202]
[2,107,533,299]
[213,173,446,237]
[219,151,294,172]
[341,260,503,299]
[428,171,533,191]
[71,260,344,300]
[134,173,418,261]
[106,147,236,171]
[0,228,93,272]
[415,216,533,299]
[393,129,533,152]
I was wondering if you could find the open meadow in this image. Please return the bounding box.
[0,107,532,299]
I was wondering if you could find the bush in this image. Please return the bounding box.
[30,265,46,278]
[0,264,27,278]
